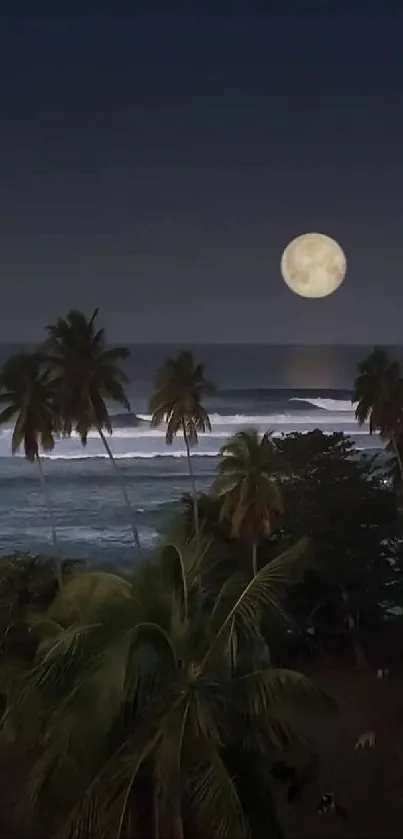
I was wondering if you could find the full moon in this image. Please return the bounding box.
[281,233,347,298]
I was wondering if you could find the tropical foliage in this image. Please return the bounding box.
[0,554,80,668]
[43,308,141,549]
[0,338,403,837]
[353,346,403,483]
[3,538,330,839]
[172,430,402,663]
[273,430,400,662]
[212,429,284,576]
[149,350,215,535]
[0,353,63,586]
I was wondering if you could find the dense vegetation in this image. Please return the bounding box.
[0,319,402,837]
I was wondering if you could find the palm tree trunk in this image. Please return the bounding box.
[97,426,141,550]
[36,454,63,589]
[251,542,257,577]
[182,424,198,537]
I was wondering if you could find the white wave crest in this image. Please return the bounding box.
[291,397,357,412]
[37,430,374,461]
[210,412,358,426]
[138,412,356,426]
[0,407,361,444]
[84,428,231,440]
[41,451,221,460]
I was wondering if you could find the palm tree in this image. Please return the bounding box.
[149,351,215,536]
[212,429,284,577]
[353,347,403,484]
[10,536,328,839]
[0,353,62,588]
[43,309,141,550]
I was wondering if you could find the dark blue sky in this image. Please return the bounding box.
[1,2,403,342]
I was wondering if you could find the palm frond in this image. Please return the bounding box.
[28,623,103,698]
[148,350,214,449]
[187,740,249,839]
[43,309,131,440]
[58,695,172,839]
[203,537,310,669]
[161,544,188,622]
[235,667,335,718]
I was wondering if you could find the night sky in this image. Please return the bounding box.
[1,2,403,343]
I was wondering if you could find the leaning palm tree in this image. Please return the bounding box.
[0,353,62,588]
[8,537,329,839]
[43,309,140,549]
[353,347,403,484]
[149,351,215,535]
[212,429,284,577]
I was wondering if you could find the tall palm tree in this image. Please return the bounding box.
[10,537,327,839]
[149,351,215,536]
[212,429,284,577]
[43,309,141,550]
[353,347,403,484]
[0,353,62,588]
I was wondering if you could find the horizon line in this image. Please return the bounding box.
[0,341,402,348]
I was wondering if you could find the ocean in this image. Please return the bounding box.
[0,343,400,564]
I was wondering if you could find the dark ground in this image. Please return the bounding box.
[277,632,403,839]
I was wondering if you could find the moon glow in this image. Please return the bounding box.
[281,233,347,298]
